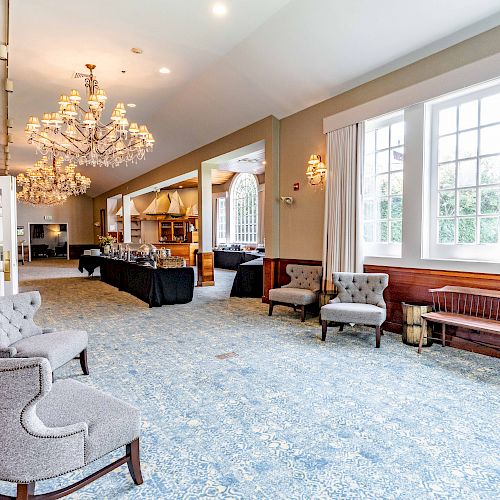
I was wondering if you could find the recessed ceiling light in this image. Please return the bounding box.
[212,3,227,17]
[127,103,136,108]
[159,67,171,74]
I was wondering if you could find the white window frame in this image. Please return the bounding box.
[426,83,500,262]
[362,111,404,258]
[230,173,258,245]
[216,196,227,245]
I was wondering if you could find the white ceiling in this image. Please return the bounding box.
[8,0,500,196]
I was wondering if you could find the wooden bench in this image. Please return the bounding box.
[418,286,500,353]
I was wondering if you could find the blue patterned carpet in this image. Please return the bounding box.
[1,260,499,499]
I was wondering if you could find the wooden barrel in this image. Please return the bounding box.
[401,303,433,346]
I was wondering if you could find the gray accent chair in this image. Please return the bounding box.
[0,291,89,376]
[0,357,143,499]
[320,272,389,347]
[268,265,322,322]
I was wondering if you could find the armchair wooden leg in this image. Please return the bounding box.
[321,320,327,341]
[80,348,89,375]
[16,483,35,500]
[268,301,274,317]
[300,305,306,322]
[418,319,426,354]
[375,326,381,348]
[126,438,144,486]
[441,323,446,347]
[338,323,344,332]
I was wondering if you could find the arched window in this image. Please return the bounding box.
[231,173,258,244]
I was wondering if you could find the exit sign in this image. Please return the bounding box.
[44,215,53,221]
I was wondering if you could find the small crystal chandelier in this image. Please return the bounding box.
[24,64,155,168]
[16,156,91,206]
[306,154,327,187]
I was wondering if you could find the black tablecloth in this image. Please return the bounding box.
[80,256,194,307]
[213,250,261,270]
[78,255,102,276]
[230,258,264,298]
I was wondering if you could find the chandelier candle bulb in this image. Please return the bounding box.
[69,89,81,102]
[24,64,154,168]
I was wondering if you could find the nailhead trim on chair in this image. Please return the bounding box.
[0,362,88,483]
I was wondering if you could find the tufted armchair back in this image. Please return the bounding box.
[0,357,87,482]
[0,291,43,349]
[283,265,322,292]
[332,272,388,308]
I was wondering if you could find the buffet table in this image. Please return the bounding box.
[78,256,194,307]
[230,258,263,298]
[213,250,261,270]
[78,255,102,276]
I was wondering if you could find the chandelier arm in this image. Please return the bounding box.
[54,133,91,155]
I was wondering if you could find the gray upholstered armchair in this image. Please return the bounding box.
[320,272,389,347]
[0,357,143,499]
[0,291,88,376]
[268,264,322,322]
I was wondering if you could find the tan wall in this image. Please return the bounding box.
[93,116,279,254]
[279,26,500,260]
[17,195,94,245]
[92,27,500,259]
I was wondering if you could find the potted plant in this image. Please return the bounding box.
[98,234,116,256]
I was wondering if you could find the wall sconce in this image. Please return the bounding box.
[306,154,326,187]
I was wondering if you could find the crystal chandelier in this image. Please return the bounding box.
[24,64,155,168]
[16,156,91,206]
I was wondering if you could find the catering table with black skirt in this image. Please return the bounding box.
[230,258,264,298]
[78,255,102,276]
[96,257,194,307]
[213,250,261,270]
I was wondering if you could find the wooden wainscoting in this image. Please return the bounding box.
[69,244,100,260]
[262,258,322,302]
[365,265,500,357]
[197,251,215,287]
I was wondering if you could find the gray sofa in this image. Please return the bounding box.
[268,264,322,322]
[0,291,89,375]
[0,357,142,499]
[321,272,389,347]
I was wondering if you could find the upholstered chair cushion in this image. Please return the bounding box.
[321,302,386,326]
[37,378,140,463]
[0,357,87,483]
[332,272,388,308]
[13,330,88,370]
[0,357,140,483]
[0,291,42,348]
[269,287,318,306]
[283,265,322,292]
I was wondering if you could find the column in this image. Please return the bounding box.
[197,162,215,286]
[122,195,131,243]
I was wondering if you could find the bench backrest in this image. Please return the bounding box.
[429,286,500,320]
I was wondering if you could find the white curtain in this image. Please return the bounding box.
[322,123,364,291]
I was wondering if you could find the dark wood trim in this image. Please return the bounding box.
[365,264,500,358]
[0,439,143,500]
[196,252,215,287]
[68,244,99,260]
[79,349,89,376]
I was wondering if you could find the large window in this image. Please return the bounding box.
[216,196,227,244]
[230,173,258,244]
[428,84,500,261]
[363,112,404,257]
